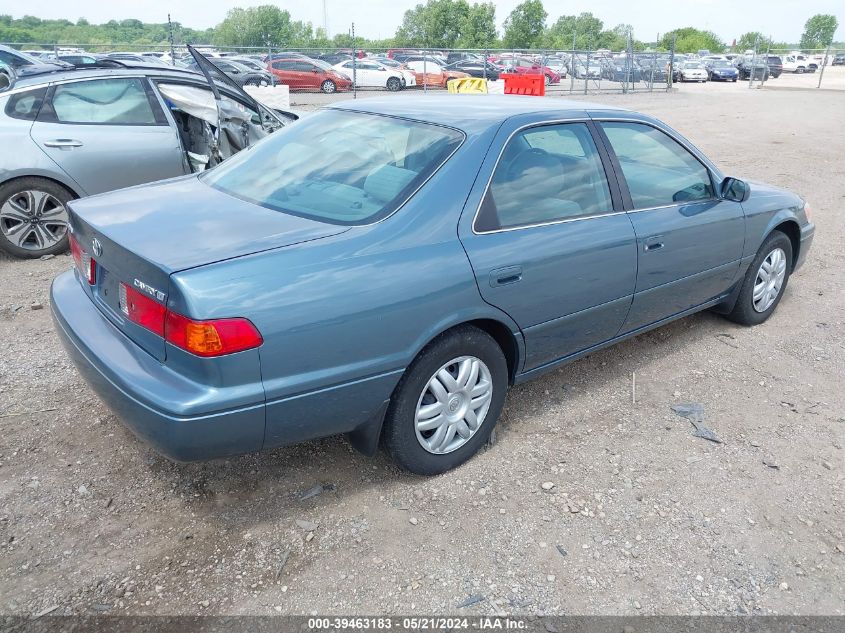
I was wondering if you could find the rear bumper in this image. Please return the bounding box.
[794,222,815,272]
[50,270,265,461]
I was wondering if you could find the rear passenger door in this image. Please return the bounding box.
[595,120,745,332]
[30,77,185,195]
[459,120,638,372]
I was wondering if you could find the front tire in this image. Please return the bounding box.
[386,76,401,91]
[320,79,337,93]
[726,231,793,326]
[0,177,74,259]
[383,325,508,475]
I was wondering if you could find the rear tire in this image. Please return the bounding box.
[726,231,793,326]
[383,326,508,475]
[0,177,74,259]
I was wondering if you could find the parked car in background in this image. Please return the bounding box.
[735,57,769,81]
[0,46,296,258]
[679,61,708,82]
[56,53,103,66]
[333,59,411,90]
[267,58,352,93]
[224,56,267,72]
[833,53,845,66]
[542,56,568,78]
[782,52,812,73]
[636,57,668,82]
[602,58,642,83]
[762,55,783,78]
[445,60,500,81]
[106,53,170,66]
[51,95,814,475]
[572,59,603,79]
[187,58,272,87]
[446,52,483,65]
[496,57,561,84]
[705,59,738,81]
[317,53,352,66]
[0,44,72,77]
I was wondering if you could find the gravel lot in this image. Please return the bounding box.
[0,84,843,617]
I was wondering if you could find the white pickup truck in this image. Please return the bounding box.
[782,52,816,73]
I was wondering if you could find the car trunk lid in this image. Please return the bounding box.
[69,174,349,360]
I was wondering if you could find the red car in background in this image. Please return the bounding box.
[490,56,562,84]
[267,57,353,93]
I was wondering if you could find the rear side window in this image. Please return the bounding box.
[600,122,714,208]
[475,123,613,232]
[4,87,47,121]
[42,78,166,126]
[204,109,463,225]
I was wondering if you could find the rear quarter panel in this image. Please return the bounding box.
[170,127,522,449]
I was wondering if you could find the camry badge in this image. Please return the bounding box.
[133,279,166,303]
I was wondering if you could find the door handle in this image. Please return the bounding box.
[489,266,523,287]
[643,236,665,252]
[43,139,83,149]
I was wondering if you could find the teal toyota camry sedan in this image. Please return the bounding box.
[51,95,814,475]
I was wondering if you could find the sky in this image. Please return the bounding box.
[1,0,842,43]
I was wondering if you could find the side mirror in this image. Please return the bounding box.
[721,177,750,202]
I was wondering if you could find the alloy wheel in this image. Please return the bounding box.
[0,189,69,251]
[414,356,493,455]
[752,247,787,312]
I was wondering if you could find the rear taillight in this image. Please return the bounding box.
[165,312,263,357]
[119,283,166,336]
[69,233,96,284]
[118,282,262,357]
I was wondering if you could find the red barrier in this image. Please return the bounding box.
[502,73,545,96]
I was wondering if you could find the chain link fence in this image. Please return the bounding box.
[5,39,845,97]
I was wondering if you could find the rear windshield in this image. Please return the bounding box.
[204,109,463,225]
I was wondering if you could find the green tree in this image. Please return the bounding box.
[394,0,496,49]
[736,31,772,51]
[799,14,838,49]
[542,12,601,49]
[395,0,469,48]
[502,0,546,48]
[659,27,724,53]
[214,5,313,48]
[458,2,497,48]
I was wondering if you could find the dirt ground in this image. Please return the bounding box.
[0,85,843,618]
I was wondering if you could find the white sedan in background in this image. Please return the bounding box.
[333,59,413,91]
[679,61,708,82]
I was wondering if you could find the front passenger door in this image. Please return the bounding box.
[597,121,746,332]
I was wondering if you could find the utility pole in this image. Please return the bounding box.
[323,0,329,38]
[167,14,176,65]
[351,22,357,99]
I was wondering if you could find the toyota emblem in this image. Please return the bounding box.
[91,238,103,258]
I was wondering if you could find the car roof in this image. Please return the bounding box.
[329,95,629,134]
[5,64,206,89]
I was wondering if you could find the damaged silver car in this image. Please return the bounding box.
[0,45,296,258]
